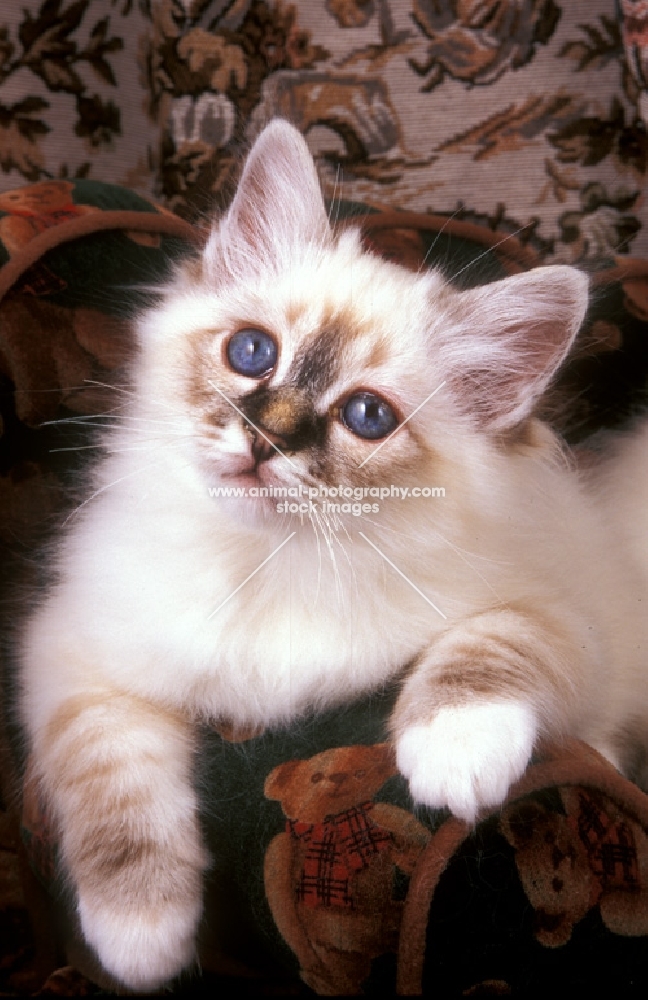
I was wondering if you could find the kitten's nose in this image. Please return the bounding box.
[251,428,288,465]
[241,387,325,460]
[248,391,307,463]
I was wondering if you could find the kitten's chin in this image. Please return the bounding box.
[208,466,285,529]
[216,495,279,529]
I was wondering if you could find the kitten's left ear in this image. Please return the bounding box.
[438,266,589,433]
[205,120,331,279]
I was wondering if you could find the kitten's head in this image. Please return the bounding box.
[138,121,588,534]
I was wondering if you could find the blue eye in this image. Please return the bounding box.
[341,392,398,440]
[227,328,277,378]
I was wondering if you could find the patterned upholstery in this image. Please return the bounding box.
[1,1,647,262]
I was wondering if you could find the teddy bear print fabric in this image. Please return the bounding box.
[263,744,430,994]
[253,742,648,995]
[16,707,648,994]
[501,787,648,946]
[415,768,648,995]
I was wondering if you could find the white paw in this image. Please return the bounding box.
[396,701,537,823]
[78,892,201,990]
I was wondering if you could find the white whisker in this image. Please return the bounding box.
[83,381,177,415]
[62,461,161,525]
[307,507,325,603]
[50,444,109,454]
[329,163,343,231]
[417,208,462,276]
[309,505,345,601]
[41,408,125,426]
[452,224,532,282]
[47,422,127,433]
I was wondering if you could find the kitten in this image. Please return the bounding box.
[18,120,648,990]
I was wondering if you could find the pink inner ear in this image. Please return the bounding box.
[440,266,589,433]
[204,120,331,279]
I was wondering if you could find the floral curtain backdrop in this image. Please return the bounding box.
[0,0,647,263]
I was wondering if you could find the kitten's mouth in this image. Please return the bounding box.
[221,463,279,489]
[222,466,261,484]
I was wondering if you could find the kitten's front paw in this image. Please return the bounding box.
[78,890,201,991]
[395,701,537,823]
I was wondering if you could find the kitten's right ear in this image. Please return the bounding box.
[204,120,331,279]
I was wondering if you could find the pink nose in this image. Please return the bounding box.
[251,429,287,464]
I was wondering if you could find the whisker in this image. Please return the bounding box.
[117,414,190,428]
[12,386,107,394]
[82,381,176,414]
[46,423,190,440]
[50,437,192,455]
[329,162,343,231]
[417,207,462,275]
[310,505,344,600]
[44,423,127,435]
[316,505,359,602]
[49,444,110,454]
[41,413,189,435]
[452,225,532,282]
[327,165,338,227]
[82,380,137,397]
[41,408,126,426]
[61,461,161,525]
[307,508,324,602]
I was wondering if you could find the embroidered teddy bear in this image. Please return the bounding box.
[263,742,430,995]
[501,786,648,947]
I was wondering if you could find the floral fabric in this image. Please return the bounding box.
[0,0,646,264]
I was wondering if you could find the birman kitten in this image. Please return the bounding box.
[18,120,648,989]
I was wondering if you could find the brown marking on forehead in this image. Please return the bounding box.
[319,300,370,345]
[291,326,339,393]
[290,301,370,393]
[366,334,390,370]
[285,299,307,327]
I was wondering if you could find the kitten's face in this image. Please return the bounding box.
[174,234,447,527]
[137,121,588,533]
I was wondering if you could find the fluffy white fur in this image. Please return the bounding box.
[396,701,538,819]
[18,121,648,989]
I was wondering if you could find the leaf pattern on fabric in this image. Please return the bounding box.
[559,13,622,70]
[410,0,561,90]
[440,92,585,161]
[549,96,648,175]
[0,0,646,263]
[0,0,124,179]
